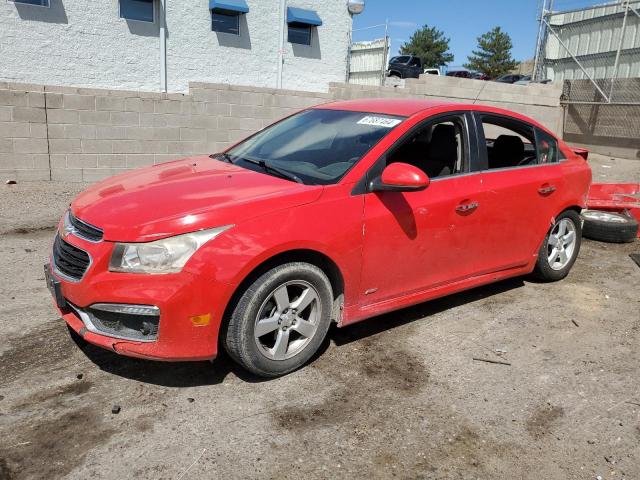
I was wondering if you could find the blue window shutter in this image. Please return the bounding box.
[209,0,249,15]
[286,7,322,26]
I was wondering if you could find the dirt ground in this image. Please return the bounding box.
[0,156,639,480]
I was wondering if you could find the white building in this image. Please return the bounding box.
[0,0,358,92]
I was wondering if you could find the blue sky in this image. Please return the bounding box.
[352,0,605,69]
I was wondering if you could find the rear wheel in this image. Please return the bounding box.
[223,262,333,377]
[533,210,582,281]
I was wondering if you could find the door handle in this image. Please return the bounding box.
[456,201,479,213]
[538,184,557,195]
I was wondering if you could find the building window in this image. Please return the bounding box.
[209,1,248,35]
[286,7,322,46]
[120,0,154,23]
[10,0,50,6]
[288,24,312,45]
[212,12,240,35]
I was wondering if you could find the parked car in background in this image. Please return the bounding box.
[446,70,473,79]
[387,55,423,79]
[423,68,440,76]
[514,75,532,85]
[471,71,490,81]
[495,74,525,83]
[46,98,591,377]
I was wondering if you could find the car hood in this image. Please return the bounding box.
[71,156,323,242]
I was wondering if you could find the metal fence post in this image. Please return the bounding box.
[610,0,630,102]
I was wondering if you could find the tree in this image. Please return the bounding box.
[464,26,518,78]
[399,25,454,68]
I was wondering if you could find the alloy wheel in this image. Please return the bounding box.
[547,218,577,270]
[253,280,321,361]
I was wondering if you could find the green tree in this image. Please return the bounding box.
[399,25,454,68]
[464,26,518,78]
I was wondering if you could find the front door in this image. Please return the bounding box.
[359,113,486,306]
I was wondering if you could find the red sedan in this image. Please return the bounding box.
[46,99,591,377]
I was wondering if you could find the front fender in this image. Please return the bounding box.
[185,185,365,308]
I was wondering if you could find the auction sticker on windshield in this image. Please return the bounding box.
[357,116,402,128]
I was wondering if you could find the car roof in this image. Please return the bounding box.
[313,98,554,135]
[316,98,461,117]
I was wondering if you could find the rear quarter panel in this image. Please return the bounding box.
[557,145,592,212]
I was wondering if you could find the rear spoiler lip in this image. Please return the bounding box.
[571,147,589,160]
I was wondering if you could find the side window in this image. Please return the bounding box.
[387,116,466,179]
[409,57,420,66]
[478,115,537,170]
[535,129,559,164]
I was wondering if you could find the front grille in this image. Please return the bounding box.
[53,235,91,281]
[69,211,103,242]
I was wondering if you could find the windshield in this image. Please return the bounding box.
[224,109,405,185]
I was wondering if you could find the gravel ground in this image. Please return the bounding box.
[0,157,639,480]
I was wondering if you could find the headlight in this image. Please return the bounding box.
[109,226,232,274]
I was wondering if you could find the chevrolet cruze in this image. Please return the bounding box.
[46,99,591,377]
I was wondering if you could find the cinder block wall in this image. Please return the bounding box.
[0,77,562,182]
[332,76,563,132]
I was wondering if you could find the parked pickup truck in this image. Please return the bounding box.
[386,55,423,79]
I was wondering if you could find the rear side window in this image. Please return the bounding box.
[535,129,559,164]
[477,115,538,170]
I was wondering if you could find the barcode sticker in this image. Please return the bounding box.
[357,116,402,128]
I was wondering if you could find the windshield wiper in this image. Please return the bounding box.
[209,152,234,164]
[237,157,303,184]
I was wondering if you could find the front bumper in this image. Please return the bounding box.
[47,232,235,361]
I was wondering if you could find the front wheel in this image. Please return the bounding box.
[223,262,333,378]
[532,210,582,281]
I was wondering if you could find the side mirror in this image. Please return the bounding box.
[370,162,430,193]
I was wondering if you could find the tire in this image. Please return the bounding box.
[223,262,333,378]
[581,210,638,243]
[533,210,582,282]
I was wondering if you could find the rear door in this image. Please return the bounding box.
[471,113,566,274]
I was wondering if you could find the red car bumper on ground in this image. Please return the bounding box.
[587,183,640,238]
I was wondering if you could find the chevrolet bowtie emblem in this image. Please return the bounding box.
[62,222,75,238]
